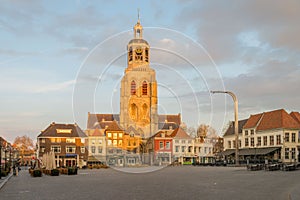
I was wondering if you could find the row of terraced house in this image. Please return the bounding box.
[36,108,300,168]
[36,113,222,168]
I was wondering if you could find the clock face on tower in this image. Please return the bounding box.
[135,47,143,61]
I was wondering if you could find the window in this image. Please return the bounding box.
[145,48,149,62]
[175,146,179,152]
[250,138,254,147]
[251,130,254,135]
[107,140,112,146]
[291,148,296,159]
[131,81,136,95]
[245,130,248,136]
[245,138,249,147]
[285,148,289,159]
[257,137,261,146]
[181,146,186,152]
[270,136,274,146]
[166,141,170,149]
[292,133,296,143]
[118,140,122,146]
[188,140,192,144]
[204,147,207,154]
[188,146,192,153]
[91,146,96,153]
[91,139,95,144]
[80,138,85,144]
[142,81,147,95]
[175,140,179,144]
[128,47,133,62]
[263,136,267,146]
[182,140,186,144]
[51,138,61,143]
[119,133,123,138]
[81,146,85,153]
[51,145,61,153]
[113,140,117,146]
[228,141,231,149]
[113,133,118,139]
[159,141,164,149]
[66,146,76,153]
[98,139,102,145]
[40,146,45,153]
[276,135,281,145]
[107,132,112,138]
[285,133,290,142]
[40,138,45,143]
[66,138,75,143]
[98,147,102,154]
[233,141,236,148]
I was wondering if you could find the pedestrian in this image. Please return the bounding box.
[13,165,16,176]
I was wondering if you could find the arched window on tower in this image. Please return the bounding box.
[145,48,149,62]
[142,81,147,95]
[131,81,136,95]
[128,47,133,62]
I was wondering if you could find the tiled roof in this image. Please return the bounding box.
[243,114,263,129]
[87,113,119,129]
[256,109,300,131]
[151,130,173,138]
[171,128,192,139]
[158,122,179,130]
[105,120,124,131]
[38,122,87,138]
[90,128,105,137]
[158,114,181,125]
[243,109,300,131]
[290,112,300,124]
[223,119,248,137]
[125,126,140,135]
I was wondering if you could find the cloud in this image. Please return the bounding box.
[33,80,75,93]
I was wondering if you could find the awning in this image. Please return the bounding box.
[239,147,279,156]
[218,149,235,156]
[219,147,279,156]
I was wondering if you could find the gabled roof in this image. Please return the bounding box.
[158,122,179,130]
[223,119,248,137]
[38,122,87,138]
[244,114,263,129]
[158,114,181,125]
[151,130,173,138]
[89,128,105,137]
[171,128,192,139]
[87,113,119,129]
[105,120,124,131]
[256,109,300,131]
[125,126,140,136]
[243,109,300,131]
[290,112,300,124]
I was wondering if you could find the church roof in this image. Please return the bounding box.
[158,114,181,125]
[87,113,119,129]
[38,122,87,138]
[125,126,141,136]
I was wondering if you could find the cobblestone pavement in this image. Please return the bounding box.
[1,166,300,200]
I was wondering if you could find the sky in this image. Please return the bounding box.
[1,0,300,143]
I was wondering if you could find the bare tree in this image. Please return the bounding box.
[13,135,35,151]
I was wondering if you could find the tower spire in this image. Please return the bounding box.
[137,8,140,23]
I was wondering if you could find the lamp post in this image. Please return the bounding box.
[211,90,239,166]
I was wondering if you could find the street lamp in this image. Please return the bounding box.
[211,90,239,166]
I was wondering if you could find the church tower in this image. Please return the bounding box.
[120,17,158,138]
